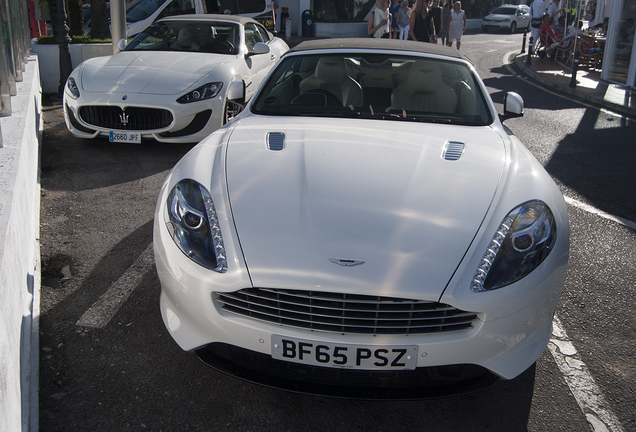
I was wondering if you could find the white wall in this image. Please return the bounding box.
[0,55,42,432]
[30,41,112,94]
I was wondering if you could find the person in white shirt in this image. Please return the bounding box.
[548,0,561,19]
[530,0,546,51]
[368,0,392,38]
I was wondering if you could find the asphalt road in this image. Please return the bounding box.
[39,32,635,431]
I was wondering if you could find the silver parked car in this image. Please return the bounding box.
[482,4,531,33]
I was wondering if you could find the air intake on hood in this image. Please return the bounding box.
[267,132,285,151]
[442,141,465,161]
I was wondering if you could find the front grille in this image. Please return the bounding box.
[78,106,173,131]
[217,288,477,335]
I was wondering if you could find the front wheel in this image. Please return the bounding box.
[224,99,244,124]
[510,22,517,33]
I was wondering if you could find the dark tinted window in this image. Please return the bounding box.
[206,0,267,14]
[492,7,517,15]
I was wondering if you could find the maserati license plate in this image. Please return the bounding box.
[271,335,418,370]
[109,131,141,143]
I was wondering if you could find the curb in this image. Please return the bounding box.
[513,54,636,119]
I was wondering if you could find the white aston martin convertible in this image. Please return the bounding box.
[153,39,570,398]
[63,15,289,144]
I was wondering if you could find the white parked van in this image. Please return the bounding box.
[86,0,276,37]
[126,0,276,36]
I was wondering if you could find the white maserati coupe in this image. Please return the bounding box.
[153,39,570,398]
[63,15,289,144]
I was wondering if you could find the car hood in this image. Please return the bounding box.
[225,116,506,299]
[485,13,514,19]
[79,51,227,94]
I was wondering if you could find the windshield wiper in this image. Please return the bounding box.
[280,109,486,125]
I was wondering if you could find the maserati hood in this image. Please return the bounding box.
[79,51,227,94]
[225,116,507,299]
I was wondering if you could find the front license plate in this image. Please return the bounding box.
[109,131,141,143]
[271,335,418,370]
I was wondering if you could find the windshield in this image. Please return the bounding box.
[251,53,493,126]
[126,0,165,22]
[492,7,517,15]
[124,21,240,54]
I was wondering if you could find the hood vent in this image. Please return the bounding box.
[442,141,465,161]
[267,132,285,151]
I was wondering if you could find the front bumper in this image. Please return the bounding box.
[194,342,500,399]
[155,215,565,390]
[482,21,513,31]
[63,92,225,144]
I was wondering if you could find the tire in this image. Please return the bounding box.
[510,22,517,33]
[224,99,244,124]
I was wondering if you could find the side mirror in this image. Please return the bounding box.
[116,39,127,51]
[247,42,270,57]
[227,80,245,101]
[499,91,524,123]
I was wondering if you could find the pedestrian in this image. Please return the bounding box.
[447,1,465,49]
[397,0,412,40]
[429,0,443,43]
[440,0,452,44]
[389,0,402,39]
[409,0,436,42]
[368,0,392,38]
[530,0,547,52]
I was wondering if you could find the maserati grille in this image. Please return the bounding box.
[79,106,173,131]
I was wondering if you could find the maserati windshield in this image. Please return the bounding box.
[251,53,493,125]
[124,21,240,55]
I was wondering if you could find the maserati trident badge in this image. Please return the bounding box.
[329,258,365,267]
[119,111,129,125]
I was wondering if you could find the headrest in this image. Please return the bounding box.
[178,27,194,44]
[314,57,348,85]
[406,61,444,92]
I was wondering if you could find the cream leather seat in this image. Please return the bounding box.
[174,27,199,51]
[299,57,363,107]
[391,61,457,114]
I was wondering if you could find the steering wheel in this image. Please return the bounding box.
[210,40,235,54]
[221,40,235,52]
[304,89,342,107]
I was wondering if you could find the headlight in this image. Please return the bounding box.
[165,179,227,272]
[177,82,223,104]
[471,200,556,292]
[66,77,80,99]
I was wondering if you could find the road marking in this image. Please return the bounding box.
[76,243,154,328]
[550,316,625,432]
[564,196,636,231]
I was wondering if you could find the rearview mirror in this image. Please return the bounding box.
[499,92,524,122]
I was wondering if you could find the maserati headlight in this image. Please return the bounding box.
[177,82,223,104]
[165,179,227,272]
[471,200,556,292]
[66,77,80,99]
